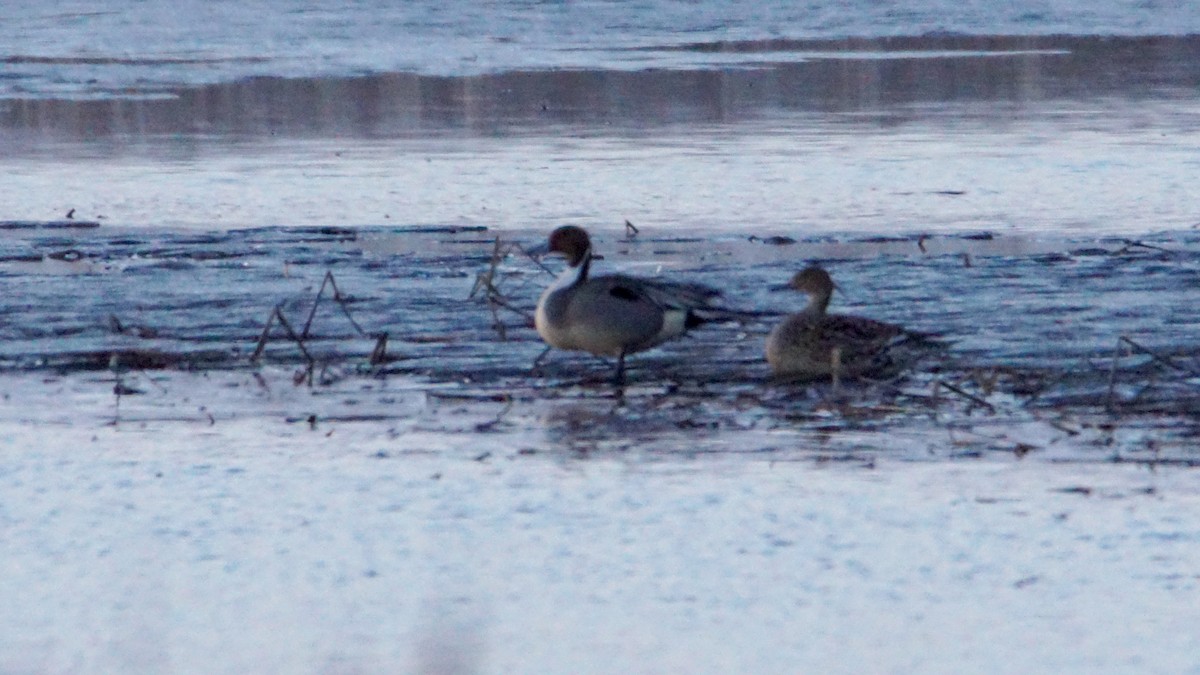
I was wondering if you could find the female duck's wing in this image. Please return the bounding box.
[819,314,904,348]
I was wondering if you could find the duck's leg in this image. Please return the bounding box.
[614,349,627,386]
[531,346,553,375]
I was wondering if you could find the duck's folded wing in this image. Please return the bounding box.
[821,314,904,347]
[600,274,721,310]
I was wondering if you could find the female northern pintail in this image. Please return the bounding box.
[534,225,725,383]
[765,266,914,382]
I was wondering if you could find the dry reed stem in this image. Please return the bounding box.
[301,271,370,339]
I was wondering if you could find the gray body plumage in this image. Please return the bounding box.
[534,225,721,380]
[537,272,716,357]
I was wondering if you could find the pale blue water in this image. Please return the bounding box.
[2,2,1198,233]
[3,0,1199,99]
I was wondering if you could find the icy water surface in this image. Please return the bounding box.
[2,222,1198,464]
[3,419,1198,673]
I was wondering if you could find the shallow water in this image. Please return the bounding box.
[3,17,1200,674]
[4,35,1200,232]
[3,102,1200,233]
[5,3,1200,97]
[1,223,1197,462]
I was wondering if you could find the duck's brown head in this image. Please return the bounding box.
[777,266,837,314]
[787,266,836,296]
[546,225,593,267]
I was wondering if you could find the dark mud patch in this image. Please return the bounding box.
[1,224,1198,464]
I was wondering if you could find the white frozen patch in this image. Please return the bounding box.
[1,371,1197,674]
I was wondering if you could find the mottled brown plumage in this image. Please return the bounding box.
[766,267,905,380]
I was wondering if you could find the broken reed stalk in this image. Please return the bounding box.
[489,300,507,341]
[109,353,122,426]
[1114,239,1174,255]
[301,271,370,339]
[369,332,389,366]
[483,238,513,341]
[468,237,505,301]
[1106,337,1126,413]
[251,308,278,362]
[470,236,536,339]
[252,304,317,378]
[253,271,389,376]
[1119,336,1200,377]
[1106,335,1200,413]
[530,346,552,375]
[933,379,996,413]
[519,242,558,277]
[474,395,515,432]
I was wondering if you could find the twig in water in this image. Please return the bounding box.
[252,304,317,385]
[1042,414,1081,436]
[468,237,506,300]
[1105,337,1127,413]
[488,299,507,341]
[517,241,557,277]
[110,353,122,426]
[474,395,515,432]
[928,379,942,419]
[1105,335,1200,413]
[1120,336,1200,377]
[369,332,389,365]
[251,309,278,362]
[300,271,369,339]
[470,237,536,334]
[475,240,512,341]
[252,371,271,392]
[253,305,315,365]
[1114,239,1174,255]
[293,365,314,386]
[255,271,389,377]
[934,379,996,413]
[487,293,533,322]
[530,345,553,376]
[624,219,640,239]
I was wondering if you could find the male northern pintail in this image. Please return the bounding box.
[765,266,917,382]
[534,225,726,383]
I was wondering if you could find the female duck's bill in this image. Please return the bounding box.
[765,266,910,383]
[533,225,723,384]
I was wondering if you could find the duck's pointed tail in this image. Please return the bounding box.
[689,306,783,327]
